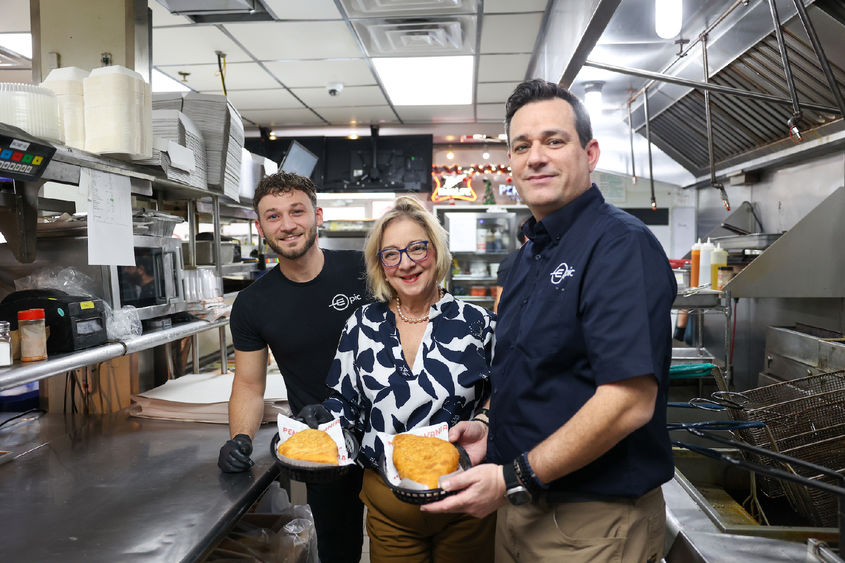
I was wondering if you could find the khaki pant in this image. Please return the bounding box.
[360,469,496,563]
[495,487,665,563]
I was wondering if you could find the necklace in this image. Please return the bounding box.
[395,287,444,324]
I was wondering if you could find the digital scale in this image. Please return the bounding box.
[0,123,57,182]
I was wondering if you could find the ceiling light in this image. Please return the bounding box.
[583,81,604,118]
[482,146,490,160]
[348,134,359,140]
[372,56,473,106]
[0,33,32,59]
[268,133,277,141]
[151,69,191,92]
[446,151,455,160]
[497,133,507,141]
[655,0,683,39]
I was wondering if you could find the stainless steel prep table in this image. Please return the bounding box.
[0,411,279,562]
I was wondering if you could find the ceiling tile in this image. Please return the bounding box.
[264,0,341,19]
[292,85,388,107]
[477,54,531,82]
[153,26,250,65]
[0,0,30,32]
[483,0,548,13]
[148,1,190,27]
[477,82,519,104]
[263,59,375,88]
[317,106,399,125]
[224,88,302,110]
[225,21,362,60]
[157,62,278,91]
[476,103,505,121]
[240,108,325,127]
[480,14,543,53]
[396,105,475,123]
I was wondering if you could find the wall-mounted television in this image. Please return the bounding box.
[279,140,319,178]
[322,134,432,192]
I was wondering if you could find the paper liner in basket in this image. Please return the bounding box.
[275,414,354,467]
[379,422,464,490]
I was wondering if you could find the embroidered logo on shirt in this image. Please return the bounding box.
[329,293,362,311]
[550,263,576,285]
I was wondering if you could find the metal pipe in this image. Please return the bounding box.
[627,100,637,184]
[191,334,199,373]
[702,34,731,211]
[186,199,197,268]
[218,325,228,375]
[630,0,749,102]
[766,0,802,139]
[584,60,838,114]
[643,88,656,210]
[791,0,845,118]
[212,194,223,296]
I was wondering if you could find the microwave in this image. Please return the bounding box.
[0,234,187,321]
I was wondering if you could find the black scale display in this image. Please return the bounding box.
[0,122,57,182]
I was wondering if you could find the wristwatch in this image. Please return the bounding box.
[502,460,532,505]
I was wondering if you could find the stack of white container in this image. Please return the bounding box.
[0,83,64,143]
[82,65,152,159]
[41,67,88,149]
[152,92,244,201]
[136,109,208,190]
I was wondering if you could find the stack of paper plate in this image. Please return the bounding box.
[0,82,64,143]
[83,65,152,159]
[41,67,88,149]
[137,109,208,190]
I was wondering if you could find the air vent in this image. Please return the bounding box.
[339,0,476,19]
[156,0,273,23]
[353,17,476,56]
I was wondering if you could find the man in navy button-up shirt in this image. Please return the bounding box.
[424,79,676,562]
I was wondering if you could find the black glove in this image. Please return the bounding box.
[296,404,334,429]
[218,433,254,473]
[673,325,686,342]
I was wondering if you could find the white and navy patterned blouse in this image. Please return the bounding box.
[323,292,495,470]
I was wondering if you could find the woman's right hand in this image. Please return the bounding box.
[449,420,488,466]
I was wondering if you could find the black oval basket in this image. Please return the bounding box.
[271,429,360,483]
[379,444,472,505]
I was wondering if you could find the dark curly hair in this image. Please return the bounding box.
[252,172,318,213]
[504,79,593,149]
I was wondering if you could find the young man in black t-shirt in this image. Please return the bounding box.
[218,172,369,563]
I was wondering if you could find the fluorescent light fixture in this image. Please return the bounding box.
[583,81,604,118]
[372,56,473,105]
[655,0,682,39]
[0,33,32,59]
[151,68,191,92]
[319,192,396,200]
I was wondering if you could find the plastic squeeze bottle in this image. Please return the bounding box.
[698,238,715,287]
[710,243,728,289]
[690,239,701,288]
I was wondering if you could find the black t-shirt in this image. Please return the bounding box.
[230,249,370,412]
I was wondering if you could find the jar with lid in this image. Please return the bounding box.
[0,320,11,367]
[18,308,48,362]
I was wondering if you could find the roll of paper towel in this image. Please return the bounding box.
[83,65,152,159]
[42,67,89,150]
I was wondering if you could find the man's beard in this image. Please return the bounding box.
[266,222,318,260]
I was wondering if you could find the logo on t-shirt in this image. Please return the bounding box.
[329,293,362,311]
[550,262,575,285]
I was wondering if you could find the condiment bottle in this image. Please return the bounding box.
[18,308,48,362]
[0,320,11,367]
[690,239,701,288]
[710,243,728,289]
[698,238,715,287]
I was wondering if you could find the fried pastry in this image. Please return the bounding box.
[278,429,339,465]
[393,434,460,489]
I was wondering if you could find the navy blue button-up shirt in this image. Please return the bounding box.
[488,185,676,498]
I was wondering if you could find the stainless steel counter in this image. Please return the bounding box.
[0,411,279,562]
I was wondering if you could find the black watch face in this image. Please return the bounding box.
[508,487,531,506]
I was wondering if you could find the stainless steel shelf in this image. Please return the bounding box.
[453,275,497,282]
[673,290,724,309]
[0,318,228,391]
[221,262,259,275]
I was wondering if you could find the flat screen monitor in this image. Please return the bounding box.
[279,140,319,178]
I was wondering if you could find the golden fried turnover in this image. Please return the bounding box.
[277,429,339,465]
[393,434,460,489]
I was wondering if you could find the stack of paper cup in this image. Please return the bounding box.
[42,67,89,149]
[83,65,152,159]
